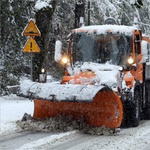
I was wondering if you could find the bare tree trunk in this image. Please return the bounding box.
[74,0,85,28]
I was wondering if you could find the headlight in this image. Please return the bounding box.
[127,57,134,64]
[62,57,68,64]
[119,66,123,71]
[41,68,45,73]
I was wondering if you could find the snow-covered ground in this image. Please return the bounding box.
[1,95,150,150]
[0,95,34,134]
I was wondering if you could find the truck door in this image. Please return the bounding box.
[134,33,143,83]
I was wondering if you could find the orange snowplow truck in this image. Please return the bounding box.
[19,21,150,129]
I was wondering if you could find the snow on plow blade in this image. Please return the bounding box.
[18,81,123,128]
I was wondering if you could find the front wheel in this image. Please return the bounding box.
[129,87,140,127]
[121,87,140,128]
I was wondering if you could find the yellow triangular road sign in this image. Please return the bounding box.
[22,37,40,53]
[22,19,41,36]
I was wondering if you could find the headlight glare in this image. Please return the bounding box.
[127,57,134,64]
[62,57,68,64]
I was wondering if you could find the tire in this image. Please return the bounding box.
[144,105,150,119]
[120,101,130,128]
[121,86,141,128]
[129,87,140,127]
[143,82,150,119]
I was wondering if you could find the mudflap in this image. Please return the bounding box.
[33,86,123,129]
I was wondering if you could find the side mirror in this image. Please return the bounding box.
[147,44,150,64]
[141,41,149,63]
[54,40,62,62]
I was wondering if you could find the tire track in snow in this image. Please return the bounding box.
[44,133,98,150]
[0,131,51,150]
[16,130,78,150]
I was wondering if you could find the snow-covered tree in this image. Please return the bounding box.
[0,0,35,94]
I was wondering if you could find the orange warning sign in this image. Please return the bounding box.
[22,19,41,36]
[22,37,40,53]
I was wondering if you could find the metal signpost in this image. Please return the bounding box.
[22,19,41,81]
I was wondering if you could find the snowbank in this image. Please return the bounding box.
[17,113,114,135]
[0,95,34,134]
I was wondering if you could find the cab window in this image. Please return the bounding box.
[134,34,141,55]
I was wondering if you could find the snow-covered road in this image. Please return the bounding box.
[0,131,51,150]
[1,95,150,150]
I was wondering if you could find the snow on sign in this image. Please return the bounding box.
[22,36,40,53]
[22,19,41,36]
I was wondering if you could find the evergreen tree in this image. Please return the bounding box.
[0,0,35,94]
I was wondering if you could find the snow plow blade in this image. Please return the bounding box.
[32,84,123,129]
[17,81,123,128]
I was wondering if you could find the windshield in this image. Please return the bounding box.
[71,32,132,66]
